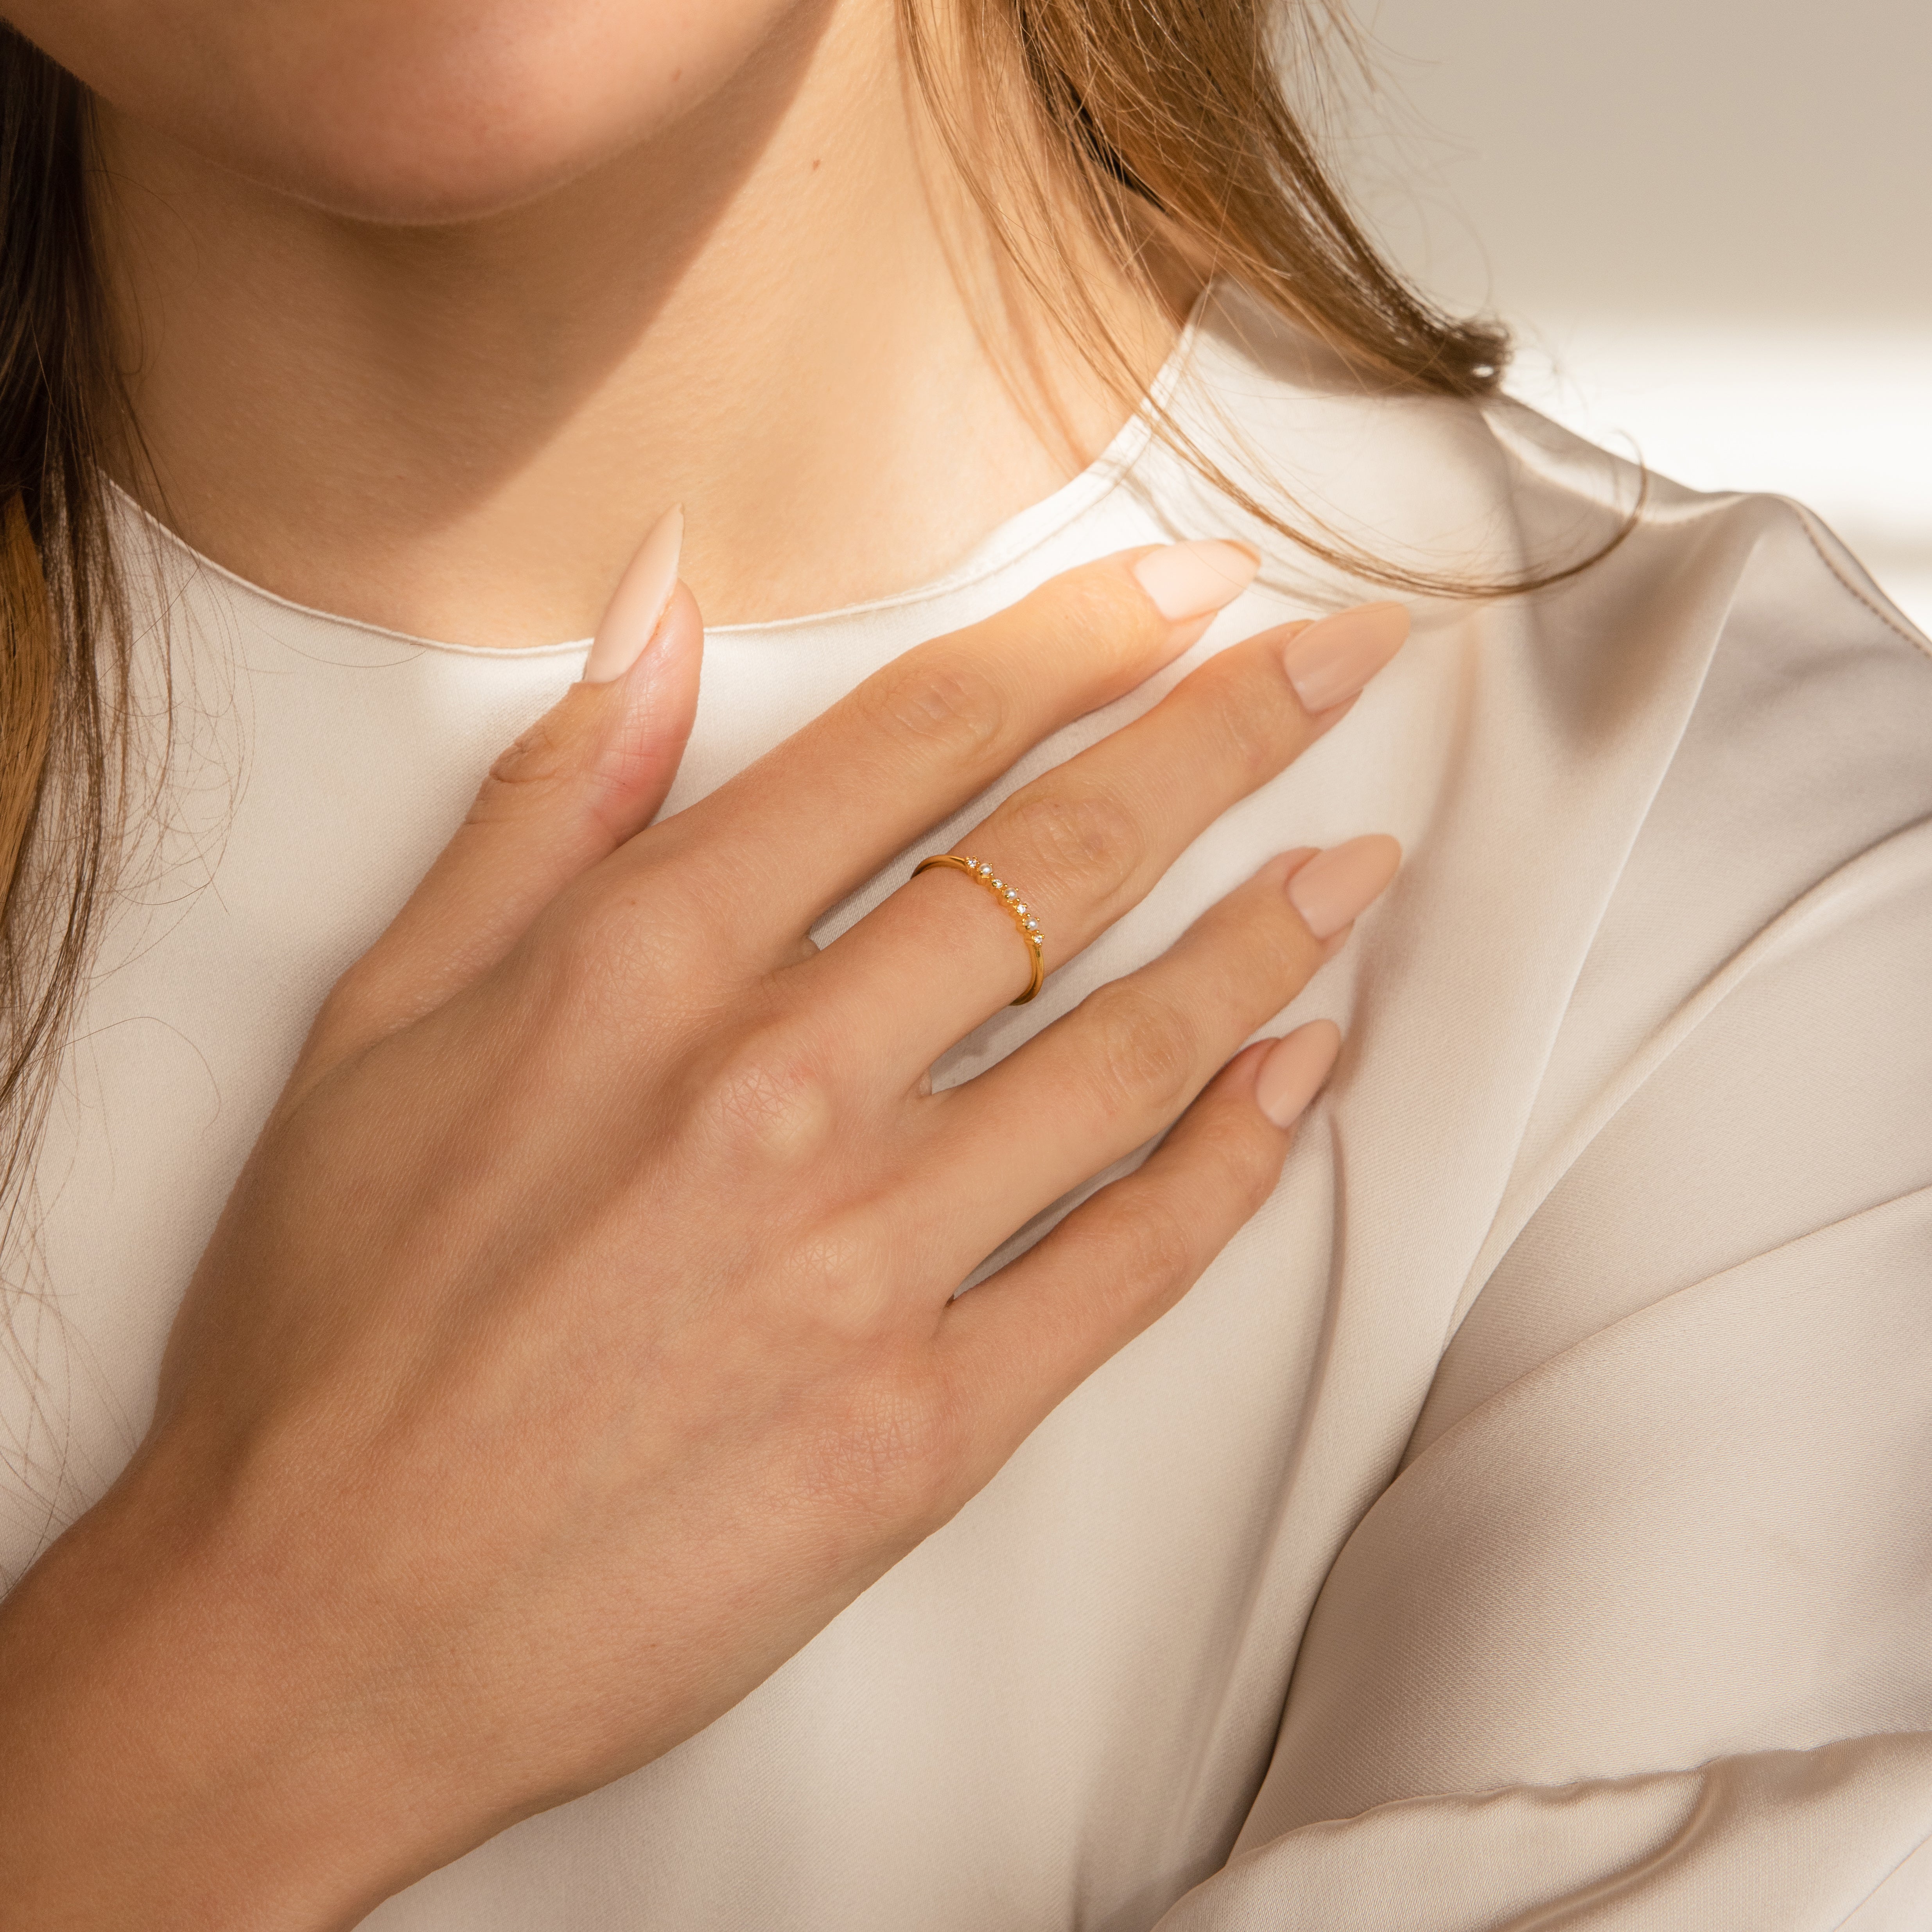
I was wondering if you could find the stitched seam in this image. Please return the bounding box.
[1794,501,1932,662]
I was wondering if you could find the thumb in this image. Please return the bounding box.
[309,509,703,1066]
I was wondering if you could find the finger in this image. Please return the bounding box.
[803,602,1407,1064]
[934,1023,1340,1468]
[636,541,1261,946]
[306,574,703,1071]
[929,839,1396,1259]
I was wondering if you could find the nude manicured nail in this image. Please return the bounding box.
[1281,601,1410,714]
[1286,834,1402,939]
[1255,1021,1342,1128]
[583,504,684,684]
[1132,540,1261,622]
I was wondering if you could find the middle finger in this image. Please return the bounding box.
[922,837,1399,1263]
[799,600,1409,1073]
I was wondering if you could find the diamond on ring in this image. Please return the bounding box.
[909,851,1048,1006]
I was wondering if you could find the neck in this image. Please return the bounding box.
[90,0,1180,645]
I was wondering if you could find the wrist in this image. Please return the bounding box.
[0,1437,424,1930]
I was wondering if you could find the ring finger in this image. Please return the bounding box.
[923,836,1399,1269]
[796,601,1408,1073]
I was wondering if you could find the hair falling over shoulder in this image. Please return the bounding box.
[0,4,1631,1262]
[901,0,1636,596]
[0,28,137,1274]
[904,0,1509,404]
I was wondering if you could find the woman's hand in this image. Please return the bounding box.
[0,536,1405,1930]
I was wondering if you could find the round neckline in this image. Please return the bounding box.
[118,283,1215,664]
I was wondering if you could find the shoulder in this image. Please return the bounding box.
[1433,429,1932,1375]
[1182,282,1932,1282]
[1190,279,1920,635]
[1509,454,1932,1098]
[1180,278,1932,856]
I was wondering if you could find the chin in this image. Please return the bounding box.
[16,0,802,223]
[237,77,666,226]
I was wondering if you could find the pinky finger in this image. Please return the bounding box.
[936,1020,1342,1467]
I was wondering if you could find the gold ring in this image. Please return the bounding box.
[912,853,1046,1005]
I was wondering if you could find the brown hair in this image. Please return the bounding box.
[900,0,1617,596]
[0,5,1629,1264]
[0,29,135,1281]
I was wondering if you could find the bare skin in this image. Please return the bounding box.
[0,1,1406,1922]
[53,0,1176,640]
[0,548,1403,1922]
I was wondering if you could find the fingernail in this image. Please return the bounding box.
[1132,539,1261,622]
[1255,1021,1342,1128]
[583,505,684,684]
[1286,834,1402,939]
[1280,602,1409,713]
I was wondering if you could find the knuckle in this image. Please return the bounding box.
[488,716,566,787]
[540,883,672,1005]
[1193,1100,1287,1214]
[776,1216,898,1341]
[857,650,1009,762]
[1003,788,1144,901]
[700,1022,843,1173]
[475,706,587,816]
[1197,666,1297,786]
[1032,567,1165,668]
[1109,1190,1202,1294]
[1081,982,1198,1119]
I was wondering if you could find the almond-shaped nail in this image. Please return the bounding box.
[583,504,684,684]
[1132,539,1261,622]
[1281,602,1409,714]
[1255,1020,1342,1128]
[1286,834,1402,939]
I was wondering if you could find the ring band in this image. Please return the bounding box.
[912,853,1047,1005]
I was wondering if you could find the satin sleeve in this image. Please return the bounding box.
[1155,786,1932,1917]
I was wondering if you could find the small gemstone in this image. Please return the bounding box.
[1031,933,1045,946]
[1013,902,1027,916]
[976,863,992,876]
[990,878,1003,891]
[1001,888,1016,902]
[1023,918,1038,931]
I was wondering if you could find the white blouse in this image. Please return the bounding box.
[6,283,1931,1929]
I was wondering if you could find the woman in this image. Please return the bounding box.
[0,0,1928,1925]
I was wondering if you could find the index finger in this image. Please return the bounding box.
[637,542,1260,942]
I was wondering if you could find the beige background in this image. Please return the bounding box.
[1336,0,1932,626]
